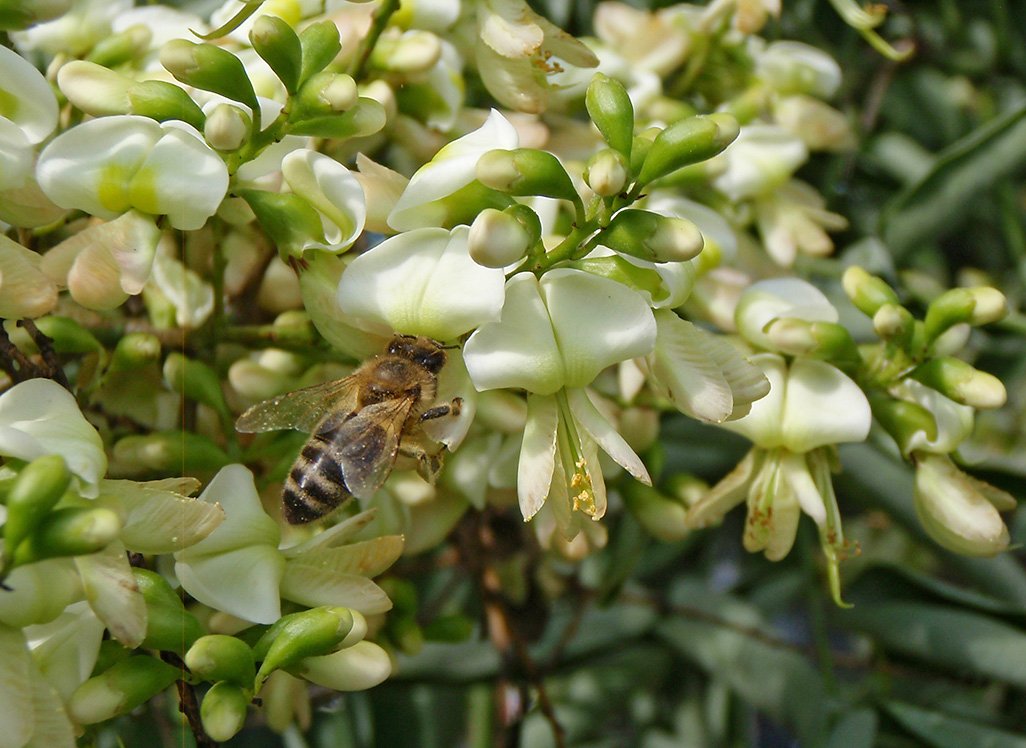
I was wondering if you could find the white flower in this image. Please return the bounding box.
[892,379,974,454]
[174,465,285,625]
[280,149,366,253]
[755,40,842,99]
[0,379,106,498]
[11,0,130,56]
[387,110,518,231]
[0,235,58,319]
[754,180,848,266]
[26,601,105,701]
[0,45,59,145]
[712,124,808,201]
[147,247,215,328]
[734,277,838,351]
[37,115,229,231]
[338,225,505,341]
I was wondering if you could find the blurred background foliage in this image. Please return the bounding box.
[109,1,1026,746]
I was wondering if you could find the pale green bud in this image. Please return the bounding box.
[239,189,325,259]
[872,303,915,344]
[69,655,180,724]
[254,607,357,691]
[869,393,937,457]
[294,72,359,119]
[109,332,161,373]
[160,39,259,115]
[842,266,899,317]
[251,14,302,94]
[112,431,229,474]
[0,0,71,30]
[186,635,256,687]
[3,454,71,556]
[289,96,386,139]
[764,318,857,360]
[127,80,206,130]
[475,149,580,204]
[595,209,704,263]
[163,352,231,421]
[57,61,133,117]
[585,73,634,157]
[468,206,540,268]
[32,315,102,354]
[86,24,152,67]
[636,113,740,186]
[909,357,1007,410]
[922,287,1005,342]
[964,287,1007,325]
[12,507,121,565]
[369,29,442,73]
[623,483,688,542]
[204,103,249,151]
[584,149,629,197]
[298,20,342,85]
[134,569,203,655]
[201,682,250,742]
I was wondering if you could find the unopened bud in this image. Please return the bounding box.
[922,288,977,342]
[109,332,161,373]
[298,20,342,85]
[964,287,1007,325]
[112,431,229,474]
[251,14,302,94]
[765,318,857,360]
[86,24,152,67]
[127,80,206,130]
[57,61,132,116]
[909,357,1006,410]
[475,148,580,204]
[630,127,660,175]
[369,29,442,73]
[160,39,259,115]
[186,635,256,687]
[872,303,915,344]
[290,96,386,139]
[204,103,249,151]
[468,206,539,268]
[253,606,357,691]
[0,0,71,31]
[239,189,326,259]
[164,352,231,421]
[869,394,937,457]
[294,72,359,119]
[585,73,634,157]
[842,266,899,317]
[201,681,250,742]
[596,209,704,263]
[584,149,629,197]
[134,569,202,654]
[12,507,121,566]
[32,315,102,354]
[4,455,72,556]
[623,483,688,542]
[637,113,740,186]
[69,655,180,724]
[570,255,665,300]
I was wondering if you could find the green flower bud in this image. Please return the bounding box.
[204,103,249,151]
[251,14,302,94]
[57,61,133,117]
[160,39,259,116]
[585,73,634,158]
[254,607,357,691]
[86,24,151,67]
[595,209,704,263]
[0,0,71,31]
[298,20,342,86]
[239,189,326,260]
[293,72,359,120]
[163,352,231,422]
[765,318,858,360]
[369,29,442,73]
[922,288,977,342]
[12,506,121,566]
[112,431,229,475]
[636,113,739,186]
[630,127,660,176]
[108,332,161,373]
[584,149,629,197]
[4,455,72,556]
[31,315,102,354]
[92,639,131,677]
[872,303,915,344]
[475,149,580,204]
[963,287,1008,325]
[909,357,1007,410]
[623,482,688,542]
[134,569,202,654]
[842,266,899,317]
[289,96,386,140]
[468,206,538,268]
[127,80,207,131]
[69,655,180,725]
[569,255,665,300]
[869,394,937,457]
[186,635,256,687]
[201,681,250,742]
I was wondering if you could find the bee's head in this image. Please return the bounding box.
[388,335,447,373]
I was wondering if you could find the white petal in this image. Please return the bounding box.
[421,347,477,449]
[757,41,842,99]
[781,358,870,452]
[175,545,284,624]
[279,564,392,615]
[75,542,146,647]
[0,560,81,628]
[0,624,33,748]
[0,46,59,143]
[464,273,564,394]
[388,109,518,230]
[541,268,657,389]
[0,118,33,191]
[734,277,837,351]
[282,149,366,252]
[0,378,106,496]
[779,450,826,525]
[296,640,391,691]
[338,226,505,340]
[37,115,160,219]
[714,124,808,201]
[175,465,280,557]
[720,353,787,448]
[517,394,558,520]
[0,234,57,318]
[649,310,733,423]
[26,603,104,702]
[286,536,403,579]
[686,449,758,528]
[895,379,974,454]
[567,388,649,484]
[149,249,214,328]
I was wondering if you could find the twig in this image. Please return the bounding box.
[19,318,70,389]
[160,652,218,748]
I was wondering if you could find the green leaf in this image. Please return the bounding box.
[839,601,1026,687]
[826,708,878,748]
[883,700,1026,748]
[289,98,386,139]
[880,103,1026,256]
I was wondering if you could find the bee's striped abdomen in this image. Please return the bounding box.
[282,433,352,524]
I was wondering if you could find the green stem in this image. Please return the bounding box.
[349,0,400,79]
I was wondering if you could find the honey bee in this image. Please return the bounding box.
[236,335,461,524]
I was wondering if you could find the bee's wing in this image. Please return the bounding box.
[328,398,415,499]
[235,377,360,434]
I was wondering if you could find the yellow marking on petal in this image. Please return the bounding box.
[0,89,18,121]
[128,168,160,215]
[97,163,134,213]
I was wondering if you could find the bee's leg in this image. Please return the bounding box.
[398,439,444,484]
[420,396,463,422]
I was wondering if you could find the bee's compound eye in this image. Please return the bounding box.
[416,350,446,373]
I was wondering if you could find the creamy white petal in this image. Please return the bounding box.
[895,379,974,454]
[649,310,733,423]
[0,560,81,628]
[779,450,826,525]
[567,388,649,484]
[175,465,280,557]
[149,249,215,328]
[781,358,870,452]
[713,124,808,201]
[175,545,284,624]
[74,542,146,648]
[734,277,837,351]
[25,602,103,703]
[282,149,366,252]
[0,378,106,496]
[517,393,559,520]
[686,448,759,528]
[0,624,33,748]
[296,640,391,691]
[0,46,59,143]
[720,353,787,448]
[0,234,57,318]
[0,118,33,191]
[279,565,392,615]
